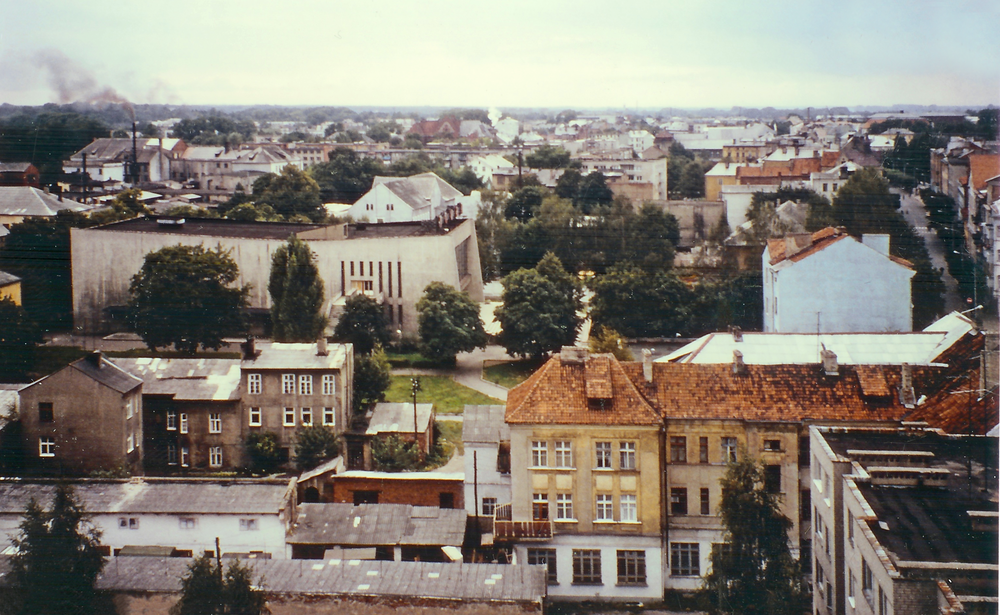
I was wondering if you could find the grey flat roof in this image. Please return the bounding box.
[77,557,547,604]
[367,403,434,435]
[113,357,241,402]
[89,216,326,239]
[0,479,293,516]
[242,342,348,370]
[289,503,466,547]
[462,405,509,444]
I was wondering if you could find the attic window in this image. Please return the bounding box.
[588,398,610,411]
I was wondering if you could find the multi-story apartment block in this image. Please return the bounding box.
[575,155,668,202]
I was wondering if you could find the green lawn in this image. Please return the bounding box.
[482,358,546,389]
[435,419,464,456]
[384,351,453,369]
[384,375,501,414]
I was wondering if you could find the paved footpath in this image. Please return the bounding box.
[392,345,513,401]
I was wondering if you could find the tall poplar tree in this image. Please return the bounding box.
[268,235,327,342]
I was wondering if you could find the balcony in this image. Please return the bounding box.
[492,504,552,542]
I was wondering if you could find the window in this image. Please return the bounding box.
[239,518,259,531]
[848,511,855,546]
[572,549,601,585]
[763,439,781,452]
[556,494,573,520]
[620,494,637,522]
[595,441,612,468]
[38,402,54,423]
[167,444,178,465]
[670,543,700,576]
[816,559,824,584]
[248,407,261,427]
[481,497,497,517]
[721,437,737,462]
[209,413,222,433]
[322,374,335,395]
[209,446,223,468]
[700,488,710,515]
[554,441,572,467]
[248,373,261,395]
[167,410,177,431]
[827,582,834,610]
[39,437,55,457]
[699,436,709,463]
[862,560,874,605]
[532,493,548,520]
[670,488,688,515]
[119,517,139,530]
[531,441,547,467]
[825,521,830,554]
[179,413,188,434]
[823,470,831,498]
[126,433,134,453]
[181,446,189,467]
[283,408,295,427]
[299,375,312,395]
[617,550,646,585]
[596,494,614,521]
[764,465,781,493]
[323,407,335,426]
[849,571,856,604]
[619,442,636,470]
[126,398,134,419]
[282,374,295,395]
[179,517,196,530]
[301,407,312,426]
[527,548,558,585]
[879,586,889,615]
[670,436,687,463]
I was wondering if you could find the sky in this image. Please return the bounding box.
[1,0,998,111]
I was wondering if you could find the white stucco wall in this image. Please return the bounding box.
[463,441,511,517]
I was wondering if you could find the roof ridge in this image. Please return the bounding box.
[607,358,661,421]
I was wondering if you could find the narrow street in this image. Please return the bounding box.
[895,189,964,313]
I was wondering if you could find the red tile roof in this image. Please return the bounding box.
[766,227,913,270]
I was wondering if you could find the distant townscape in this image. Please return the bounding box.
[0,103,996,615]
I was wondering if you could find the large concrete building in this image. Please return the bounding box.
[70,216,483,336]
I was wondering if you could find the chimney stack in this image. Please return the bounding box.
[241,338,257,361]
[821,348,838,376]
[560,346,589,365]
[732,350,745,375]
[85,351,103,368]
[899,363,916,407]
[642,349,653,383]
[730,326,743,342]
[317,337,329,356]
[784,233,814,258]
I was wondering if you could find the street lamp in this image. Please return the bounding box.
[410,377,422,451]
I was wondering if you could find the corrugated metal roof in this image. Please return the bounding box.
[366,403,434,435]
[114,357,241,402]
[462,405,509,444]
[67,354,143,394]
[0,479,293,515]
[0,186,94,217]
[77,557,546,603]
[289,503,466,547]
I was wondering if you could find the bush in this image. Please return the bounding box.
[371,434,421,472]
[294,425,339,470]
[245,431,282,474]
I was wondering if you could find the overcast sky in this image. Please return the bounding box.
[1,0,997,110]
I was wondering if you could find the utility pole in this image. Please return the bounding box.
[410,377,422,452]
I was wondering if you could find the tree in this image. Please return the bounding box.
[475,190,516,282]
[416,282,488,363]
[525,144,571,169]
[0,298,40,380]
[678,159,708,198]
[268,235,327,342]
[371,434,422,472]
[575,172,614,213]
[589,266,694,338]
[702,456,807,615]
[496,253,582,359]
[310,148,385,203]
[253,166,323,220]
[332,294,391,355]
[504,186,546,222]
[352,346,391,416]
[294,425,339,470]
[0,112,109,183]
[588,326,633,361]
[619,203,679,271]
[171,554,267,615]
[8,484,106,615]
[128,245,250,353]
[245,431,282,474]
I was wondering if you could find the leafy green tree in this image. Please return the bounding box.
[8,484,106,615]
[475,190,516,282]
[353,346,391,416]
[371,434,421,472]
[496,253,582,359]
[436,167,483,195]
[171,115,256,145]
[0,112,110,183]
[245,431,282,474]
[253,166,323,220]
[588,326,633,361]
[525,144,571,169]
[702,456,807,615]
[554,168,583,201]
[294,425,339,470]
[0,298,41,380]
[225,203,283,222]
[620,203,679,271]
[505,186,546,222]
[416,282,487,363]
[575,171,614,213]
[171,554,267,615]
[678,159,708,198]
[164,205,217,219]
[590,266,694,338]
[310,148,385,203]
[403,133,424,149]
[268,236,327,342]
[332,294,391,355]
[127,245,250,353]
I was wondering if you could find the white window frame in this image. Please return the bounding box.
[556,493,574,520]
[619,441,636,470]
[299,374,313,395]
[620,493,637,522]
[282,374,295,395]
[283,408,296,427]
[248,407,261,427]
[722,437,737,462]
[239,518,259,531]
[179,413,188,434]
[180,446,189,467]
[301,407,313,426]
[167,443,178,465]
[126,398,133,419]
[595,441,612,468]
[554,441,572,468]
[596,494,614,521]
[39,436,55,457]
[322,374,335,396]
[209,413,222,434]
[126,433,134,453]
[322,407,335,426]
[166,410,177,431]
[179,517,196,530]
[481,497,497,516]
[531,441,547,467]
[209,446,223,468]
[248,373,261,395]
